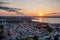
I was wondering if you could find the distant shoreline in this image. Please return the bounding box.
[0,16,60,18]
[0,16,60,24]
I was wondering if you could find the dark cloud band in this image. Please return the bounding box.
[0,6,24,15]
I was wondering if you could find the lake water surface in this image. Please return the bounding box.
[38,18,60,24]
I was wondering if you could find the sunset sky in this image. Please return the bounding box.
[0,0,60,16]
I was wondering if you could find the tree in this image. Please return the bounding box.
[17,37,30,40]
[43,25,52,32]
[0,24,3,40]
[54,35,58,40]
[33,36,38,40]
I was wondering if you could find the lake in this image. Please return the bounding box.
[38,18,60,24]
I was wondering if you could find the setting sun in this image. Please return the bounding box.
[39,13,43,16]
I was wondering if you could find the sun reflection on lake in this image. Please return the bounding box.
[38,18,42,22]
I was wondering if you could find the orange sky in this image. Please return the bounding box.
[0,9,60,16]
[0,0,60,16]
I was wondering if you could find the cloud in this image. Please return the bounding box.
[0,1,24,15]
[0,6,24,15]
[50,13,57,14]
[0,1,7,5]
[0,1,6,4]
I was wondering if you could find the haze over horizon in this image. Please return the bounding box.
[0,0,60,16]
